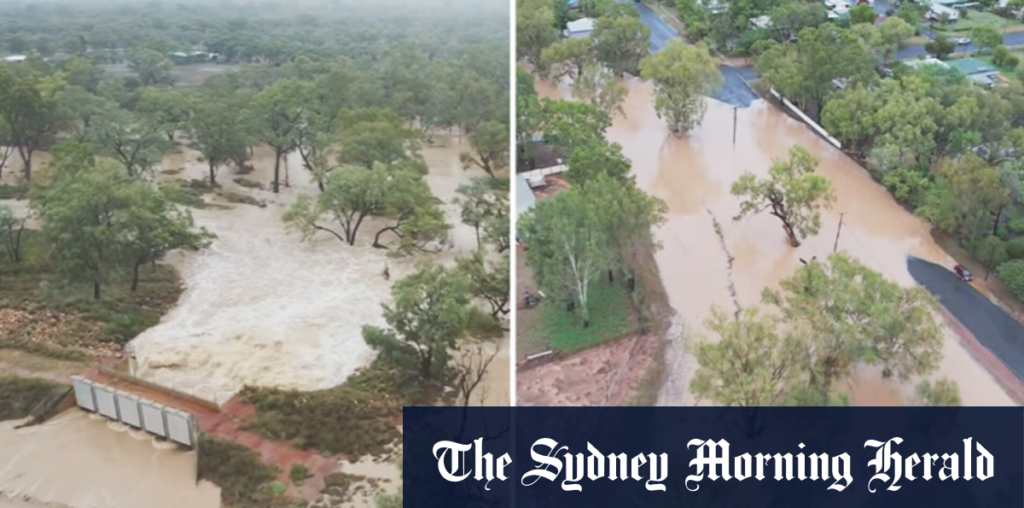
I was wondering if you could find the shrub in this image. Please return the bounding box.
[997,259,1024,299]
[289,463,310,485]
[882,167,932,207]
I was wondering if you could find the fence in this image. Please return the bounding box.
[71,375,197,449]
[769,88,842,150]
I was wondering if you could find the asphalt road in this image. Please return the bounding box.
[908,257,1024,385]
[897,27,1024,61]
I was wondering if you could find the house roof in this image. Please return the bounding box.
[948,58,995,76]
[566,18,596,34]
[516,174,536,219]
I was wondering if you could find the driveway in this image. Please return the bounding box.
[908,257,1024,385]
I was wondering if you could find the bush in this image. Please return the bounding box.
[0,376,62,421]
[197,436,282,508]
[882,167,932,207]
[289,464,310,486]
[993,46,1010,67]
[1008,238,1024,259]
[997,259,1024,299]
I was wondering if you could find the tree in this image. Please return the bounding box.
[763,254,944,398]
[925,35,956,60]
[188,96,251,185]
[586,173,667,289]
[573,63,628,118]
[732,146,836,247]
[821,85,880,154]
[0,66,66,182]
[639,41,723,135]
[455,177,507,250]
[522,185,613,327]
[127,48,173,86]
[971,26,1003,54]
[974,235,1008,280]
[363,262,471,380]
[593,15,652,76]
[517,2,559,64]
[850,4,877,24]
[565,140,632,186]
[997,259,1024,299]
[540,38,595,81]
[372,170,450,253]
[283,165,388,246]
[537,99,612,155]
[690,308,804,406]
[917,154,1009,242]
[90,108,171,178]
[118,184,214,292]
[459,121,508,178]
[338,108,421,170]
[756,24,876,118]
[877,17,915,63]
[454,342,501,407]
[916,378,961,406]
[0,205,26,265]
[457,252,510,319]
[250,79,309,193]
[59,86,114,143]
[136,87,190,142]
[63,57,103,93]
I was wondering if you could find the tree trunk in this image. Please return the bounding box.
[474,224,481,251]
[373,226,397,249]
[131,262,142,292]
[993,205,1004,236]
[20,149,32,183]
[93,281,101,300]
[608,269,614,284]
[273,151,281,193]
[782,219,800,247]
[209,161,217,185]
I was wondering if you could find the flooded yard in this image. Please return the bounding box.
[540,74,1015,406]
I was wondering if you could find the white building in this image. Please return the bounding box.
[927,4,961,22]
[3,55,27,64]
[564,18,596,39]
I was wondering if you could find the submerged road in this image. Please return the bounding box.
[908,257,1024,385]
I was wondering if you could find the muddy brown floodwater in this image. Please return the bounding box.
[538,75,1014,407]
[0,410,220,508]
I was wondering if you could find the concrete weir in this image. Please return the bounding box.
[71,375,197,449]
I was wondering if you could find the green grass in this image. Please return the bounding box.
[0,376,62,421]
[197,435,286,508]
[977,54,1021,83]
[240,359,410,458]
[1,229,183,346]
[931,11,1020,34]
[541,278,637,355]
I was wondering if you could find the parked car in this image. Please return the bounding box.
[953,37,971,45]
[954,264,973,282]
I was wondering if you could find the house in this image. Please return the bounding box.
[2,55,27,64]
[948,58,1001,87]
[904,57,951,70]
[749,15,772,29]
[698,0,729,14]
[166,51,215,65]
[564,18,596,39]
[516,174,537,220]
[566,0,580,8]
[927,4,961,22]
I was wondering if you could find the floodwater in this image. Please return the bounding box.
[0,410,220,508]
[539,75,1014,406]
[133,137,508,406]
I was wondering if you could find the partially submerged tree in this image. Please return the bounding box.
[0,205,27,265]
[457,252,510,319]
[90,108,171,178]
[573,63,628,118]
[0,66,66,181]
[732,146,836,247]
[338,108,422,170]
[188,96,252,185]
[916,378,961,406]
[459,121,508,178]
[690,308,803,406]
[540,38,595,82]
[455,177,507,251]
[372,170,450,253]
[593,15,651,76]
[638,40,723,135]
[363,262,471,380]
[283,164,388,246]
[250,79,309,193]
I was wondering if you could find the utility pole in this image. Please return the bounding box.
[732,106,738,145]
[834,212,846,253]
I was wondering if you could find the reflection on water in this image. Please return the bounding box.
[0,410,220,508]
[574,75,1017,407]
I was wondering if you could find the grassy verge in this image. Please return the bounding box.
[1,230,183,348]
[240,359,418,458]
[197,435,287,508]
[976,55,1021,83]
[0,375,62,421]
[541,278,637,355]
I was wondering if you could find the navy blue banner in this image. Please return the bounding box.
[404,407,1024,507]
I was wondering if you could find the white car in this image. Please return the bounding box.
[953,37,971,45]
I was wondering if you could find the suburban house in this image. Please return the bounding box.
[948,58,1001,87]
[927,4,961,22]
[2,55,27,64]
[166,51,217,65]
[749,15,772,29]
[904,57,951,70]
[564,18,596,39]
[698,0,729,14]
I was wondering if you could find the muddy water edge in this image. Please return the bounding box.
[538,74,1014,407]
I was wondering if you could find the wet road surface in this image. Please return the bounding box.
[908,257,1024,384]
